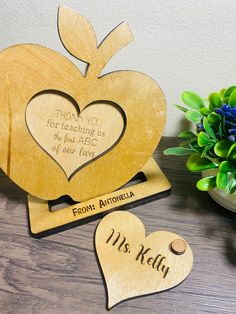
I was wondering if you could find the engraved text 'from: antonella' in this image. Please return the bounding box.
[72,191,135,216]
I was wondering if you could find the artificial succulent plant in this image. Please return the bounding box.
[164,86,236,194]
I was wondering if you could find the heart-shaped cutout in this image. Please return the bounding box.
[26,91,125,180]
[95,211,193,309]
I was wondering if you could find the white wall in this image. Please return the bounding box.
[1,0,236,136]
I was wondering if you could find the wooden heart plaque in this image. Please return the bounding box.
[95,211,193,309]
[0,5,166,201]
[26,92,125,179]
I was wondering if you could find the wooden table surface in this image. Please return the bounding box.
[0,137,235,314]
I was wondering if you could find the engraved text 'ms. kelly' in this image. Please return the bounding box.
[106,228,170,278]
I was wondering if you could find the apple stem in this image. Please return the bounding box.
[86,22,134,78]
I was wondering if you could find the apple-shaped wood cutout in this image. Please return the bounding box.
[0,5,166,201]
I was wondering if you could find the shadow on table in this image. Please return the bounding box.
[0,169,26,204]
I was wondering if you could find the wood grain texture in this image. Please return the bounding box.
[0,137,235,314]
[0,6,166,202]
[26,92,125,179]
[28,158,171,235]
[95,211,193,309]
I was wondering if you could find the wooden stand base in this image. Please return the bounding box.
[28,158,171,236]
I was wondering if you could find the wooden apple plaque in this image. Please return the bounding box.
[95,211,193,309]
[0,5,171,234]
[0,5,166,202]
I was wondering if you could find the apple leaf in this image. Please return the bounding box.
[196,176,216,191]
[58,5,97,63]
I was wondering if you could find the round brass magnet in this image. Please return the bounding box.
[171,239,187,255]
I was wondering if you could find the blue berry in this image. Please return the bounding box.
[222,103,231,111]
[224,111,235,119]
[196,122,203,129]
[196,122,204,133]
[225,120,233,127]
[228,135,236,141]
[228,128,236,134]
[231,107,236,115]
[215,108,224,115]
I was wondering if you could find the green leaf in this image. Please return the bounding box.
[180,139,195,147]
[222,97,229,104]
[218,122,223,138]
[178,130,196,139]
[196,176,217,191]
[203,117,217,141]
[219,88,225,98]
[185,110,202,123]
[181,91,204,110]
[200,107,212,115]
[208,92,221,111]
[198,131,214,147]
[189,141,203,153]
[163,147,193,156]
[201,144,214,157]
[175,104,188,113]
[229,88,236,107]
[224,86,236,98]
[219,161,234,172]
[218,117,225,138]
[207,113,221,125]
[214,140,233,158]
[227,143,236,161]
[216,171,228,189]
[187,153,217,172]
[225,177,236,194]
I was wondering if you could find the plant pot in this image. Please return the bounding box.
[202,169,236,213]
